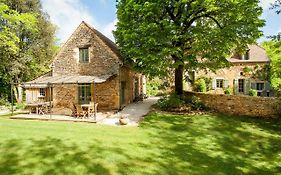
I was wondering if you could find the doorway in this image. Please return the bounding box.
[120,81,126,106]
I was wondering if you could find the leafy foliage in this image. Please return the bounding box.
[262,40,281,90]
[157,93,205,111]
[157,94,184,110]
[194,78,207,92]
[271,0,281,15]
[224,87,232,95]
[115,0,264,94]
[0,0,57,102]
[146,77,170,96]
[249,89,257,96]
[243,66,253,74]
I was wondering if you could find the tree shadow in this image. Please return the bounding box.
[138,112,281,174]
[0,113,280,175]
[0,137,114,175]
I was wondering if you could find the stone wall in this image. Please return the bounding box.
[94,75,120,110]
[52,22,120,77]
[53,84,77,109]
[184,91,281,118]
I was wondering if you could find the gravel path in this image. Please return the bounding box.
[99,97,159,126]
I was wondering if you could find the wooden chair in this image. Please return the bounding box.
[71,103,78,117]
[76,105,87,119]
[89,102,98,118]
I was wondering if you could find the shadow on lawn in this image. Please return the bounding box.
[139,113,281,175]
[0,137,114,175]
[0,113,281,175]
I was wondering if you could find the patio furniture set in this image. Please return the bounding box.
[26,102,52,115]
[26,101,98,120]
[72,102,98,119]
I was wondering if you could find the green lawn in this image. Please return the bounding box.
[0,112,281,175]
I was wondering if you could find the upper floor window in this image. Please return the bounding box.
[241,50,250,60]
[256,82,264,91]
[79,48,89,63]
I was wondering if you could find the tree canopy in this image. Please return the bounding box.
[0,0,57,103]
[114,0,264,94]
[262,40,281,91]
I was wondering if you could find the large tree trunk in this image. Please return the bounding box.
[174,57,184,95]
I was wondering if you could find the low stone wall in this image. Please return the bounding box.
[184,91,281,118]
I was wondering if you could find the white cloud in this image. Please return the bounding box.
[259,0,276,10]
[41,0,115,43]
[102,18,118,41]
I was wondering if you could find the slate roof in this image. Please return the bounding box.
[229,45,270,63]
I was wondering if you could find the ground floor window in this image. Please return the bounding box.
[78,84,91,104]
[39,88,45,97]
[256,82,265,91]
[216,79,223,88]
[238,79,244,93]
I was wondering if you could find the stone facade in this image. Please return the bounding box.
[193,45,274,97]
[24,21,146,114]
[52,22,120,77]
[184,91,281,118]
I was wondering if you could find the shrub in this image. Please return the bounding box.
[183,95,206,111]
[146,78,170,96]
[0,98,10,106]
[157,94,184,110]
[249,89,257,96]
[201,77,212,91]
[243,66,253,73]
[224,87,232,95]
[16,103,26,110]
[194,78,207,92]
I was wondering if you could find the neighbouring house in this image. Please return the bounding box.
[193,45,274,97]
[23,21,146,114]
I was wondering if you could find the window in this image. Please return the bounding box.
[79,48,89,63]
[238,79,245,93]
[241,50,250,60]
[216,79,223,88]
[78,84,91,104]
[39,88,45,97]
[256,82,264,91]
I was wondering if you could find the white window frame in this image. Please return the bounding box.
[39,88,46,97]
[216,79,224,89]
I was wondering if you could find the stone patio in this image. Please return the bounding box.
[9,97,159,126]
[10,112,108,123]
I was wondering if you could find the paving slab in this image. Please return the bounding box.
[99,97,159,126]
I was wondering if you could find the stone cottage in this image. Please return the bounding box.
[23,21,146,113]
[194,45,274,97]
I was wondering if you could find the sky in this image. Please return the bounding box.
[41,0,281,44]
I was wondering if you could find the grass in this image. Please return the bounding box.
[0,112,281,174]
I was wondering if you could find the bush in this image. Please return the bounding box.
[146,78,170,96]
[249,89,257,96]
[157,94,184,110]
[201,77,212,91]
[16,103,26,110]
[194,78,207,92]
[0,98,10,106]
[224,87,232,95]
[183,95,206,111]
